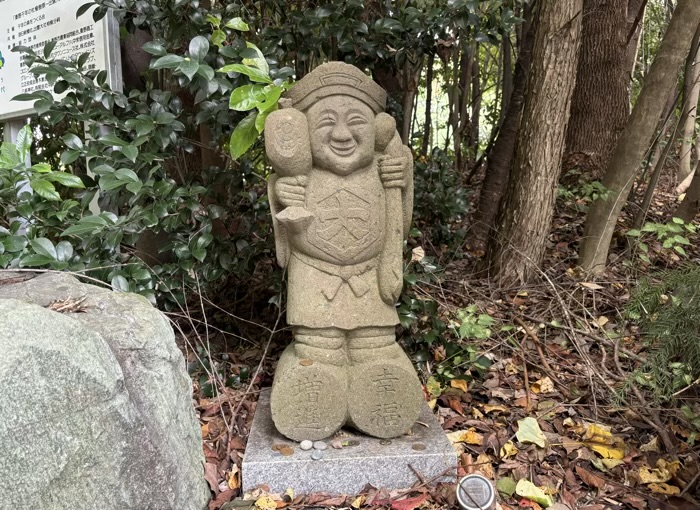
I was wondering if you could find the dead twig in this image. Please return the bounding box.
[514,316,571,397]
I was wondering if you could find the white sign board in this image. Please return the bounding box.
[0,0,122,121]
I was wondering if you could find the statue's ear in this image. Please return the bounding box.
[375,113,396,152]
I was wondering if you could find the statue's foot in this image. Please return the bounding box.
[347,342,423,438]
[270,343,347,441]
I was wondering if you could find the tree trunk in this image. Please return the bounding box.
[675,141,700,220]
[471,49,481,161]
[421,53,435,157]
[400,57,423,144]
[578,0,700,274]
[678,23,700,181]
[633,120,676,228]
[485,0,583,285]
[470,9,535,255]
[563,0,629,180]
[626,0,648,78]
[501,35,513,122]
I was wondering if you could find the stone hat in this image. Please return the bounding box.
[287,61,387,113]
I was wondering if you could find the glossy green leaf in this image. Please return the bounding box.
[30,179,61,201]
[189,36,209,61]
[218,64,272,84]
[20,254,55,267]
[56,241,73,262]
[229,112,258,160]
[47,172,85,188]
[62,133,83,150]
[229,84,266,111]
[122,145,138,163]
[242,42,269,74]
[178,59,199,80]
[15,125,32,160]
[2,236,28,253]
[151,54,184,70]
[30,238,57,259]
[142,41,167,56]
[31,163,52,173]
[111,275,130,292]
[225,17,249,31]
[211,30,226,48]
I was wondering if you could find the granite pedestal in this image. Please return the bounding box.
[242,389,458,495]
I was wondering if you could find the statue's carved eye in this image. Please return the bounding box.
[347,114,368,126]
[316,112,336,128]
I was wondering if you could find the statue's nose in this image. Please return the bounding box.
[331,123,353,142]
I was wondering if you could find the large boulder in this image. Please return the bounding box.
[0,272,209,510]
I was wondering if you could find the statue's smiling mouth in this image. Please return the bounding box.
[329,141,356,157]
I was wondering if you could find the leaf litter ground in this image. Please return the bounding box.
[179,169,700,510]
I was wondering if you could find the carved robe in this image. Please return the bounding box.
[269,160,400,330]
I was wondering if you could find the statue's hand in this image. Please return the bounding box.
[378,155,407,189]
[275,175,308,208]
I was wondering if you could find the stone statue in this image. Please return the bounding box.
[265,62,423,441]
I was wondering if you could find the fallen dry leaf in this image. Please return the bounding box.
[516,417,547,448]
[532,377,555,394]
[587,443,625,460]
[450,378,468,392]
[575,465,606,489]
[254,495,277,510]
[411,246,425,262]
[205,462,220,494]
[476,453,495,479]
[351,495,364,508]
[227,465,240,490]
[483,404,508,414]
[647,482,681,495]
[580,282,604,290]
[640,436,660,453]
[516,479,553,508]
[390,494,428,510]
[639,459,681,484]
[447,428,484,446]
[500,440,518,458]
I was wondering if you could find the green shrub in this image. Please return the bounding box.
[625,266,700,402]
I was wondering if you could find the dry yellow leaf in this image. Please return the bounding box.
[284,488,294,500]
[587,443,625,460]
[500,440,518,458]
[476,453,495,479]
[472,407,485,419]
[447,428,484,446]
[601,458,625,469]
[532,377,555,394]
[582,423,613,444]
[639,466,672,484]
[658,459,681,477]
[505,362,519,375]
[483,404,508,414]
[562,417,576,427]
[227,466,241,490]
[648,482,681,495]
[351,495,365,508]
[428,398,437,410]
[596,316,609,327]
[451,379,468,392]
[255,496,278,510]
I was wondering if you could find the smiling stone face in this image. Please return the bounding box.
[306,95,376,176]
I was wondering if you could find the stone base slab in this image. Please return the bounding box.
[242,389,457,495]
